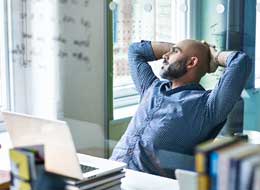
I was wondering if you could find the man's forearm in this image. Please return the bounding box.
[215,51,234,67]
[151,42,175,60]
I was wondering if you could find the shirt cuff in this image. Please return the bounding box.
[226,51,244,67]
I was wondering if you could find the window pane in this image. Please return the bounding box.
[112,0,189,119]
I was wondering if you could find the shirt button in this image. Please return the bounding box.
[139,128,144,135]
[145,117,150,121]
[127,148,133,155]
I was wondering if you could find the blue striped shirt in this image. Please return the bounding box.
[110,40,252,178]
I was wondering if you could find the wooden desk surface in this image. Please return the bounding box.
[0,132,11,171]
[0,132,179,190]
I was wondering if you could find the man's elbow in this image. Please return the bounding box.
[240,53,253,77]
[128,42,141,56]
[229,52,252,77]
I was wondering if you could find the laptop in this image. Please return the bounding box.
[2,111,126,181]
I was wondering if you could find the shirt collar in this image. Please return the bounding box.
[161,81,205,96]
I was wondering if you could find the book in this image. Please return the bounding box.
[238,153,260,190]
[195,137,243,190]
[66,170,125,185]
[229,145,260,190]
[9,149,32,181]
[197,173,210,190]
[66,172,125,190]
[90,180,121,190]
[209,141,245,190]
[12,177,32,190]
[252,164,260,190]
[217,144,258,190]
[195,137,242,173]
[9,145,55,190]
[66,179,121,190]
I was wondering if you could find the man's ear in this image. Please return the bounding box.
[186,56,199,69]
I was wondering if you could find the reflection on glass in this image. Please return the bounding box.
[6,0,106,158]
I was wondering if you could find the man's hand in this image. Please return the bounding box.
[202,40,235,71]
[208,45,219,73]
[201,41,219,73]
[151,42,175,60]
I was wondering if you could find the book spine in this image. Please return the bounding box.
[197,174,210,190]
[196,152,207,173]
[209,152,218,190]
[229,159,239,190]
[196,152,210,190]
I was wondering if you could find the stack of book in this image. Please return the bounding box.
[65,170,125,190]
[195,137,260,190]
[9,145,44,190]
[9,145,66,190]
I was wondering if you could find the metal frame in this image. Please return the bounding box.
[0,0,12,111]
[104,0,114,158]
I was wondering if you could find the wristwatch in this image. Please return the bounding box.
[214,51,222,65]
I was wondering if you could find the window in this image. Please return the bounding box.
[112,0,193,119]
[255,0,260,88]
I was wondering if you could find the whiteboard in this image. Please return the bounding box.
[10,0,105,123]
[9,0,106,155]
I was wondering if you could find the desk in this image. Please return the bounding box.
[0,132,179,190]
[0,132,11,171]
[121,169,179,190]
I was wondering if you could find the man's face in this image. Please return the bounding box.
[159,46,188,80]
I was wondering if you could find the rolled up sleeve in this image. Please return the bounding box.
[128,41,158,96]
[205,52,252,127]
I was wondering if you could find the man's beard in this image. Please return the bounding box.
[159,58,188,80]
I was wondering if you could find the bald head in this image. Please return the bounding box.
[160,39,212,84]
[176,39,211,75]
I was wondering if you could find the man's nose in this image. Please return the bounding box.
[162,52,170,60]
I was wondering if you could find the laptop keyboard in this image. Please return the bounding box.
[80,164,97,173]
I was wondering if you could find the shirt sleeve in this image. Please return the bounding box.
[128,40,159,97]
[205,51,252,128]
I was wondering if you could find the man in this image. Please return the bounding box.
[110,40,252,178]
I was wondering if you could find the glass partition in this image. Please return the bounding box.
[1,0,107,158]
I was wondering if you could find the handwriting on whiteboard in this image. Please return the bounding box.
[11,0,92,70]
